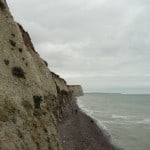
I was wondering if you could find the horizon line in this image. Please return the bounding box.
[84,92,150,95]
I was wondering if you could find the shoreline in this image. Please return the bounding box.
[58,100,120,150]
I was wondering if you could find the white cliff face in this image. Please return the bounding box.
[0,1,83,150]
[68,85,84,97]
[0,1,61,149]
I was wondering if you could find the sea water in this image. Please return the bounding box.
[78,93,150,150]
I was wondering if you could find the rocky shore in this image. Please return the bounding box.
[58,100,119,150]
[0,1,121,149]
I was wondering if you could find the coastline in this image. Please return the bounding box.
[58,100,120,150]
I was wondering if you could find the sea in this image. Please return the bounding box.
[78,93,150,150]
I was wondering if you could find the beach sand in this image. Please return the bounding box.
[58,100,119,150]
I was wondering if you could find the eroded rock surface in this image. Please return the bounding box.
[0,1,83,150]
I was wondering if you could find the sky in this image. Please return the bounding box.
[7,0,150,94]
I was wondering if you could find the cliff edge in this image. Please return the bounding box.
[0,1,83,150]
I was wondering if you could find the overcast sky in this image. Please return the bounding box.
[7,0,150,93]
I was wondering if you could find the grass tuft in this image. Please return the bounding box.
[12,66,26,79]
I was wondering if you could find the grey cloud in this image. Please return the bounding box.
[7,0,150,93]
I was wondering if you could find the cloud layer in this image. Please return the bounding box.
[7,0,150,93]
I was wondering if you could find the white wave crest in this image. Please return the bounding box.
[112,114,130,120]
[77,99,94,116]
[77,99,110,136]
[133,118,150,125]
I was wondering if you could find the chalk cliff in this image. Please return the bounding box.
[0,1,83,150]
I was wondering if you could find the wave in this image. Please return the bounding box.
[77,99,110,135]
[143,118,150,123]
[101,119,150,125]
[77,99,104,115]
[129,118,150,125]
[111,115,150,125]
[77,99,94,116]
[77,99,125,150]
[111,114,131,120]
[77,99,84,108]
[78,100,150,126]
